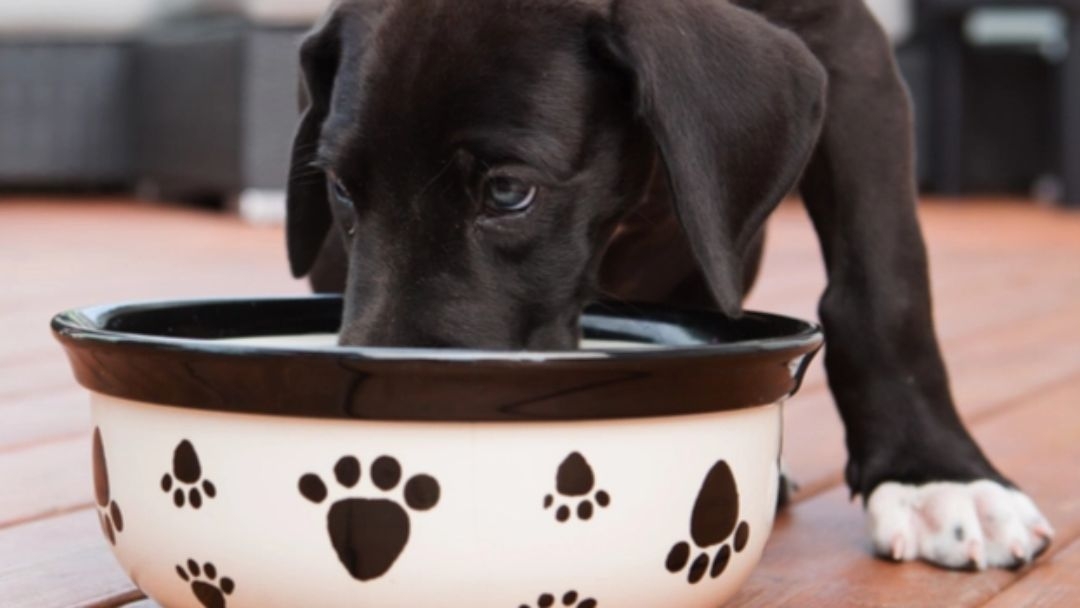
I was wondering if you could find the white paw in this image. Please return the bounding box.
[866,480,1053,570]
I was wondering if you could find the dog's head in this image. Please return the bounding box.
[287,0,826,349]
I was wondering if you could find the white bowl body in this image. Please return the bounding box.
[91,392,782,608]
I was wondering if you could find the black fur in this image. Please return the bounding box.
[285,0,1010,516]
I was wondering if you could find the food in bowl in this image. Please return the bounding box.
[52,296,821,608]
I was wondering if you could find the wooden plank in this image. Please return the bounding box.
[727,374,1080,607]
[0,358,77,403]
[0,200,303,365]
[750,199,1080,299]
[916,200,1080,251]
[84,591,147,608]
[0,435,91,528]
[981,538,1080,607]
[0,389,90,451]
[0,509,139,607]
[754,265,1080,404]
[108,600,154,608]
[781,301,1080,498]
[747,202,1080,400]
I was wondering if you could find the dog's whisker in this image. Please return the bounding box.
[290,142,323,159]
[289,165,328,181]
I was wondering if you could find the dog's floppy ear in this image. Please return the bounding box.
[593,0,827,316]
[287,1,382,278]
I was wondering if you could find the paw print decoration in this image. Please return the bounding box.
[298,454,440,581]
[519,590,598,608]
[91,427,123,544]
[544,452,610,522]
[176,559,234,608]
[161,440,216,509]
[665,460,751,584]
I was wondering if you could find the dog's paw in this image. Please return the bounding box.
[867,480,1053,570]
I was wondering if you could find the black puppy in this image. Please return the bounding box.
[286,0,1052,570]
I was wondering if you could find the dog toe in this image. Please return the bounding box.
[866,482,919,562]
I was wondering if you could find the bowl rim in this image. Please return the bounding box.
[51,295,822,362]
[51,296,823,421]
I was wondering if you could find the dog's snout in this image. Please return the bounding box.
[337,302,419,348]
[337,297,475,349]
[338,324,459,349]
[337,293,580,351]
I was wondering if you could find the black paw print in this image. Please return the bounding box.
[665,460,751,584]
[161,440,216,509]
[92,427,123,544]
[176,560,234,608]
[544,452,610,522]
[299,455,440,581]
[519,590,597,608]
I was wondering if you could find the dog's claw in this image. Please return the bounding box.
[1010,542,1027,562]
[968,540,986,571]
[891,535,905,562]
[1033,523,1055,541]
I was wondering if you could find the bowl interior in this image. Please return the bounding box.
[72,296,819,354]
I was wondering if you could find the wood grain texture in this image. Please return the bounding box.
[0,435,92,529]
[0,197,1078,607]
[982,538,1080,608]
[0,509,140,607]
[0,390,91,452]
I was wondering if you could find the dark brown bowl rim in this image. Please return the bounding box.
[51,296,823,421]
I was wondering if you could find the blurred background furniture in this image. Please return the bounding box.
[0,2,150,188]
[133,14,311,218]
[132,0,330,221]
[130,1,329,220]
[5,0,1078,214]
[914,0,1080,206]
[0,40,133,189]
[0,0,331,221]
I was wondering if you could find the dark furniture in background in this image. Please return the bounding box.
[0,13,306,213]
[134,16,304,206]
[5,5,1079,210]
[916,0,1080,207]
[0,40,134,188]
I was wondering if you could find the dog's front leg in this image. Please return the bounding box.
[755,0,1053,569]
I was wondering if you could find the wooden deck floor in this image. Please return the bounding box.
[1,197,1079,607]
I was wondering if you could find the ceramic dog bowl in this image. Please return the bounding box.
[52,297,821,608]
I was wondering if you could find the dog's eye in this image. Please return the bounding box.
[485,177,536,213]
[330,176,352,203]
[328,174,357,237]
